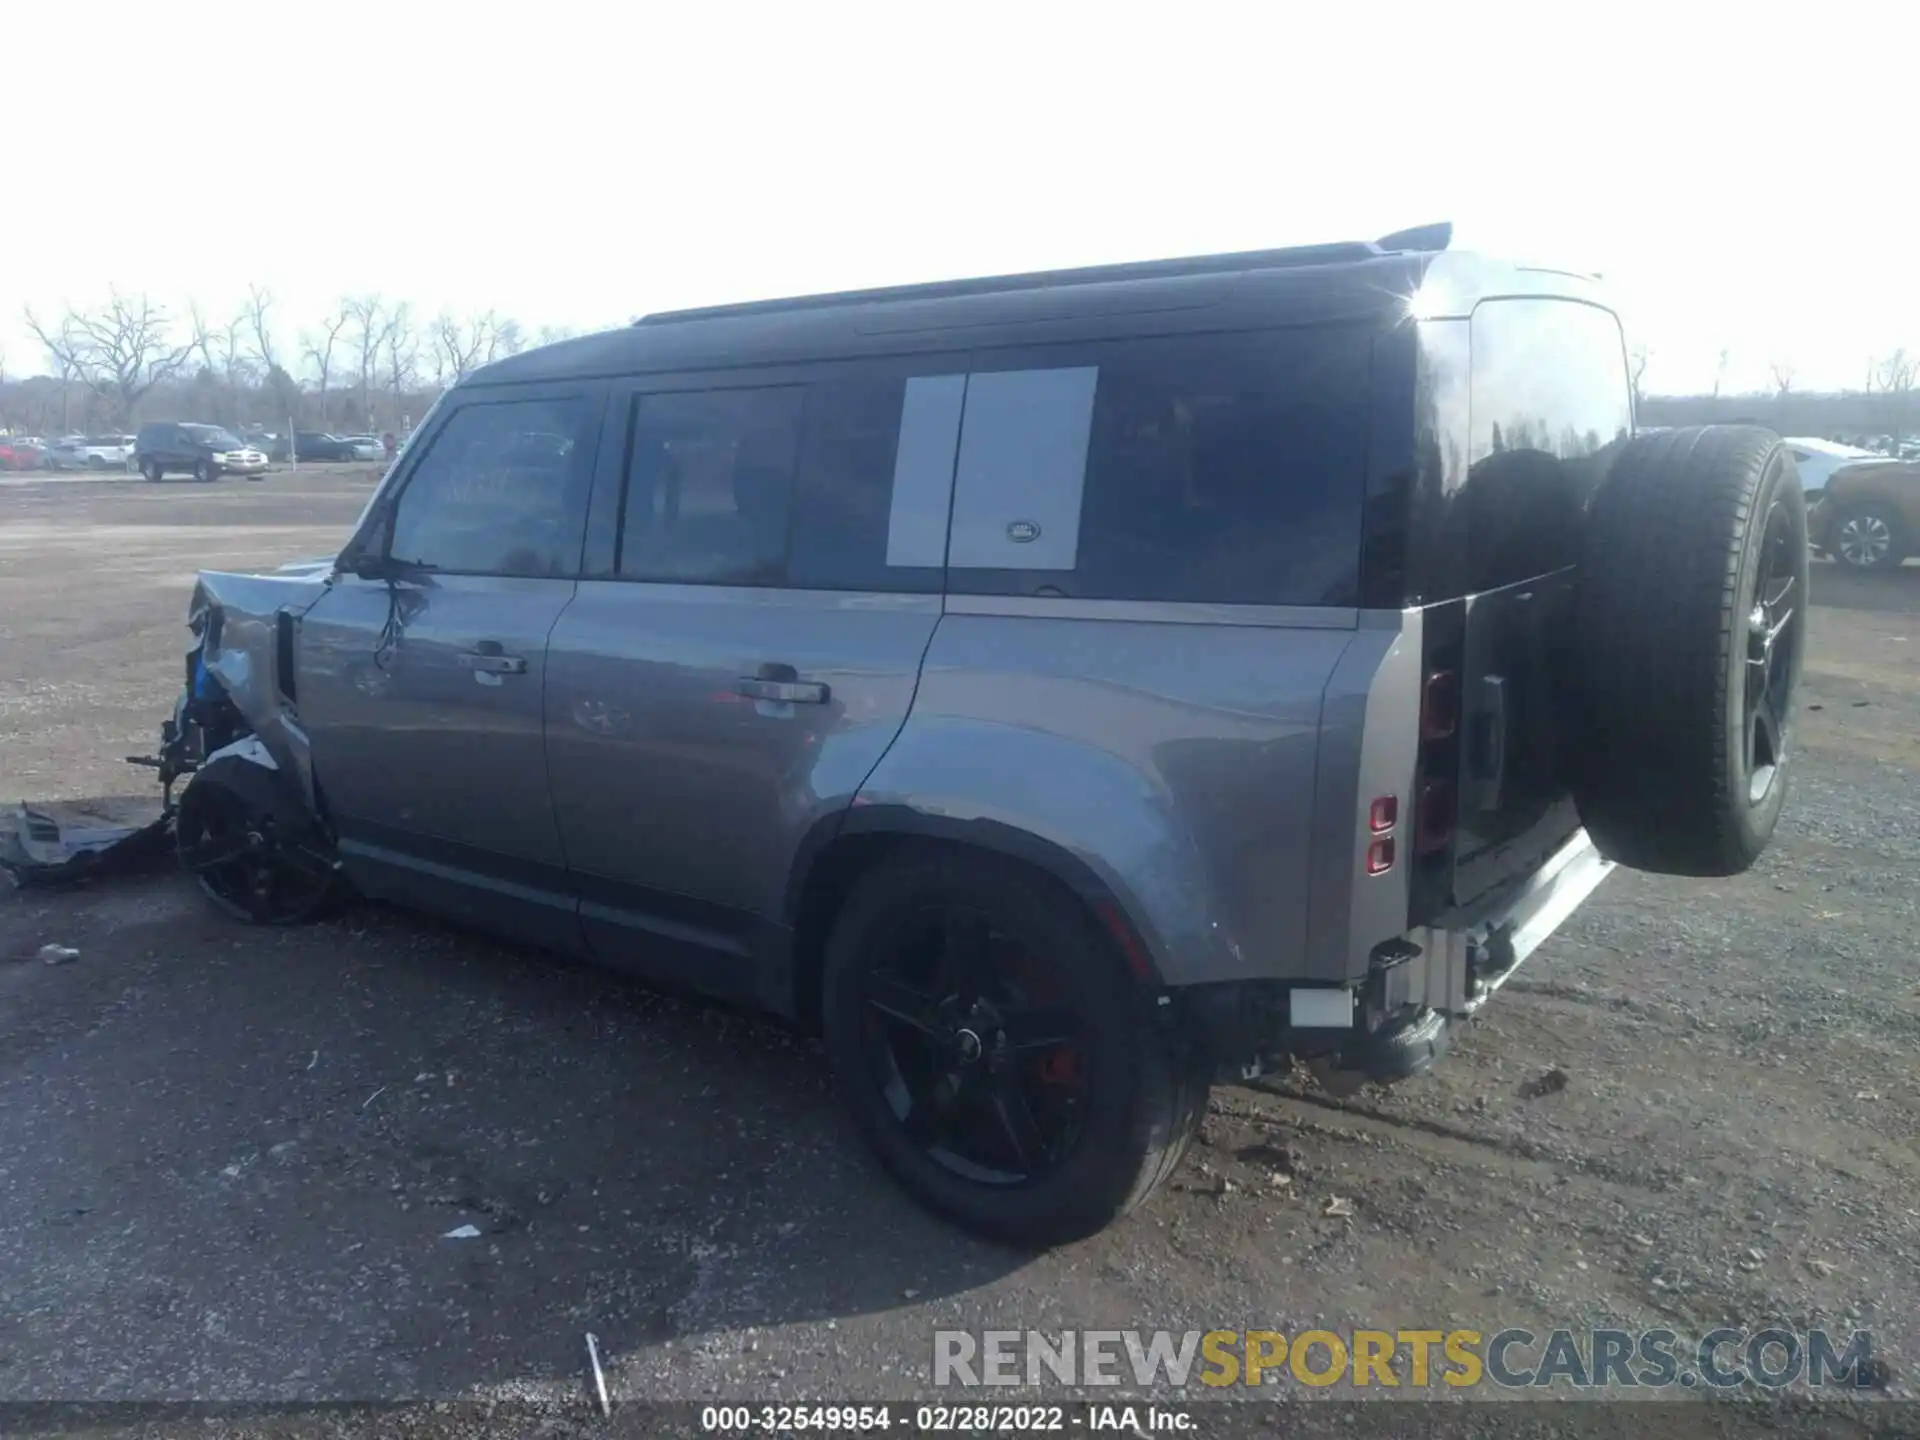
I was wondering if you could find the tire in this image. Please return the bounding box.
[1828,502,1906,571]
[175,756,342,924]
[142,460,164,482]
[85,454,106,470]
[1564,426,1809,877]
[821,847,1207,1246]
[193,460,215,482]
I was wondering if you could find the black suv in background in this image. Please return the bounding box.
[134,424,269,482]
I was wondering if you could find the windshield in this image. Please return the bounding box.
[181,425,244,448]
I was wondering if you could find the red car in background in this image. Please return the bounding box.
[0,438,49,470]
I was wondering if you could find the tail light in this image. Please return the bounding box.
[1365,794,1398,875]
[1366,835,1397,875]
[1417,778,1457,854]
[1422,669,1460,741]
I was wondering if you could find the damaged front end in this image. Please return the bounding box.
[5,559,345,921]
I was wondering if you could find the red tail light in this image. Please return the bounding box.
[1417,779,1456,855]
[1422,670,1460,742]
[1369,795,1398,834]
[1366,836,1396,875]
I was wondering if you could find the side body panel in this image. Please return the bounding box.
[861,602,1359,987]
[544,584,940,996]
[298,573,586,954]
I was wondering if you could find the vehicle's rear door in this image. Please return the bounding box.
[297,382,605,950]
[1425,299,1633,909]
[543,356,960,1002]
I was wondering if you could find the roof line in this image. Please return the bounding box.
[635,224,1452,328]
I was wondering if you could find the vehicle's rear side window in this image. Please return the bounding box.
[614,371,962,591]
[387,395,596,577]
[788,374,958,593]
[945,328,1373,607]
[1469,300,1630,465]
[619,388,804,585]
[1460,299,1631,590]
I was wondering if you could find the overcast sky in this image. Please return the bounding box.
[3,2,1907,395]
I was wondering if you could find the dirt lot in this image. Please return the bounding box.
[2,470,1917,1433]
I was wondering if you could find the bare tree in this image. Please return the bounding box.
[240,284,280,376]
[241,285,302,425]
[1629,344,1651,412]
[302,307,351,428]
[1768,360,1796,429]
[484,316,525,364]
[188,301,254,424]
[432,312,485,384]
[343,295,392,430]
[24,292,195,423]
[1875,349,1915,447]
[384,304,417,425]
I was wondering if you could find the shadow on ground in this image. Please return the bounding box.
[1809,558,1920,615]
[0,869,1027,1400]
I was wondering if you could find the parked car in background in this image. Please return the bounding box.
[134,423,269,481]
[0,438,48,470]
[1808,455,1920,570]
[287,432,361,462]
[72,435,138,470]
[343,434,385,461]
[42,436,89,470]
[1785,437,1892,502]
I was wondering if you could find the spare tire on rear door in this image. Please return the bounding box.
[1563,426,1808,876]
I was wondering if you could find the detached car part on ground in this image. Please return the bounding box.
[13,242,1811,1249]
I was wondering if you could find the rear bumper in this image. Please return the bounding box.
[1309,829,1612,1085]
[1399,827,1615,1019]
[1181,829,1614,1083]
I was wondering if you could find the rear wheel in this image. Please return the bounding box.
[821,848,1206,1246]
[142,460,164,482]
[1565,426,1809,876]
[192,460,215,482]
[1830,502,1905,571]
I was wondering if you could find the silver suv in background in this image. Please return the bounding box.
[153,225,1806,1245]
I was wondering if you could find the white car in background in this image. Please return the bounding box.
[1784,437,1895,502]
[342,434,386,462]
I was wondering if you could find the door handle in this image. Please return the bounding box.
[459,647,528,675]
[737,675,829,704]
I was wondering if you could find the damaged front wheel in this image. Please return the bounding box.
[175,759,341,924]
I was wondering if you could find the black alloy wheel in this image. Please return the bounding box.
[1743,496,1802,806]
[176,771,338,924]
[821,850,1207,1246]
[857,902,1087,1186]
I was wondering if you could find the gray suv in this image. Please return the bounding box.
[153,224,1807,1245]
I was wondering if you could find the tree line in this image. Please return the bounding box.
[1,288,601,438]
[1632,344,1918,445]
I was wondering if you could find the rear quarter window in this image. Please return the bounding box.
[1454,298,1632,592]
[945,327,1373,608]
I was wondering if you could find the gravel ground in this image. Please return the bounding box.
[2,471,1917,1438]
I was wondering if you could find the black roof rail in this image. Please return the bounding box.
[633,228,1450,328]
